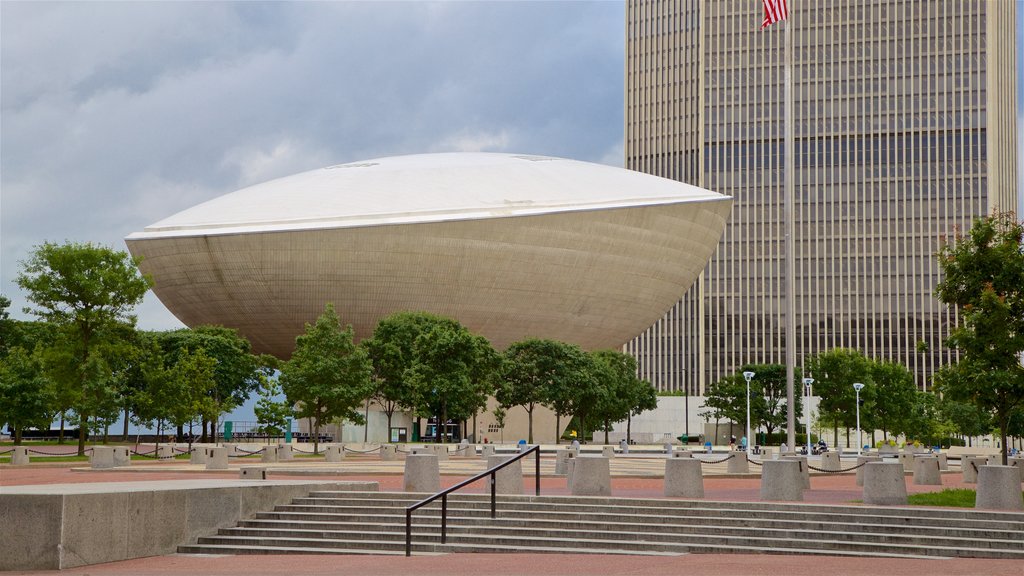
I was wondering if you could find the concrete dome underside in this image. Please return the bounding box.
[129,201,730,358]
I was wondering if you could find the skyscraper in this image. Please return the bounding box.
[624,0,1018,395]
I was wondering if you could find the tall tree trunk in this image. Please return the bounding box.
[554,413,561,445]
[14,427,22,444]
[603,419,610,444]
[364,400,370,442]
[59,412,66,444]
[77,413,87,456]
[627,413,632,444]
[200,417,208,443]
[526,405,533,444]
[122,408,130,442]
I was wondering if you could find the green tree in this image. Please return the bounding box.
[805,348,873,449]
[253,378,292,438]
[589,350,653,444]
[135,344,218,449]
[700,376,746,442]
[279,304,373,453]
[16,241,151,454]
[0,346,57,443]
[869,359,917,440]
[935,212,1024,464]
[497,338,593,444]
[741,364,803,440]
[0,295,12,356]
[937,396,993,446]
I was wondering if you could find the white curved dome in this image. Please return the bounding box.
[127,153,725,238]
[127,152,731,357]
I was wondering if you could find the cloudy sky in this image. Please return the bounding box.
[1,1,626,331]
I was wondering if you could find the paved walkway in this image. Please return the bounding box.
[2,453,1022,576]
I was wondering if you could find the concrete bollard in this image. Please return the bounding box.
[664,457,704,498]
[912,456,942,485]
[434,445,450,461]
[112,446,131,467]
[276,444,293,460]
[671,450,693,458]
[205,447,229,470]
[855,455,882,486]
[570,456,612,496]
[1008,457,1024,484]
[480,445,495,459]
[403,454,440,493]
[601,445,615,458]
[976,465,1024,511]
[760,460,804,501]
[862,462,908,505]
[820,452,841,471]
[324,444,345,462]
[487,455,523,494]
[962,456,989,483]
[554,449,575,476]
[760,448,774,461]
[222,443,238,456]
[190,446,208,465]
[157,445,175,460]
[897,453,915,472]
[937,453,948,471]
[380,444,397,461]
[239,466,267,479]
[10,446,29,465]
[727,453,750,474]
[90,446,117,469]
[781,455,810,489]
[261,445,280,463]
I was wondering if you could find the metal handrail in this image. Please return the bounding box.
[405,444,541,556]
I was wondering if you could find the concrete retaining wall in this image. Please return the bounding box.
[0,479,377,571]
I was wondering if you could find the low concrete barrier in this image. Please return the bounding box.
[554,449,574,476]
[962,455,989,483]
[781,455,810,488]
[480,445,495,459]
[760,447,774,460]
[855,455,881,486]
[239,466,267,479]
[897,453,914,472]
[261,446,280,463]
[11,446,29,465]
[487,455,523,494]
[976,465,1024,511]
[671,450,693,458]
[403,454,440,493]
[602,446,615,458]
[112,447,131,467]
[433,445,449,461]
[190,446,208,465]
[0,479,378,571]
[90,446,117,469]
[277,444,293,461]
[912,456,942,485]
[820,452,841,471]
[205,447,229,470]
[324,444,345,462]
[862,462,907,505]
[1008,457,1024,483]
[727,454,750,474]
[760,460,803,501]
[570,456,611,496]
[664,457,704,498]
[936,453,948,471]
[380,445,397,461]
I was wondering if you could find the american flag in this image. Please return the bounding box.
[761,0,788,28]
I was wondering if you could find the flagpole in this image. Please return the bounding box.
[783,7,796,453]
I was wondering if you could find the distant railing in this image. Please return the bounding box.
[405,445,541,556]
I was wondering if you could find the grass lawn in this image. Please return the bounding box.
[907,488,977,507]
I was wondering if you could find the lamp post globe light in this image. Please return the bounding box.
[743,371,755,452]
[853,382,865,455]
[802,378,814,455]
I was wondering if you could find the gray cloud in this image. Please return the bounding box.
[1,1,625,329]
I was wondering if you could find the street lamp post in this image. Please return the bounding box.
[853,382,865,455]
[743,371,755,452]
[803,377,814,455]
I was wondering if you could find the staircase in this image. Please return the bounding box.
[178,491,1024,559]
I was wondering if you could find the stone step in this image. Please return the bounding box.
[240,515,1024,546]
[275,501,1024,533]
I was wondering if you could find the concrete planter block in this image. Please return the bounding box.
[157,445,175,459]
[190,446,208,465]
[672,450,693,458]
[277,444,293,460]
[986,456,1000,466]
[781,455,810,488]
[380,445,397,461]
[487,455,523,494]
[570,456,611,496]
[239,466,267,479]
[222,443,238,456]
[759,460,803,501]
[1008,457,1024,484]
[912,456,942,485]
[11,447,29,465]
[664,457,704,498]
[403,454,440,493]
[962,456,989,483]
[91,446,116,469]
[602,446,615,458]
[480,445,495,459]
[760,448,773,461]
[554,449,574,476]
[937,453,948,471]
[205,447,229,470]
[261,446,280,463]
[862,462,908,505]
[726,453,749,474]
[820,452,841,471]
[112,447,130,467]
[976,465,1024,511]
[324,445,345,462]
[855,455,882,486]
[433,445,449,461]
[897,453,915,472]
